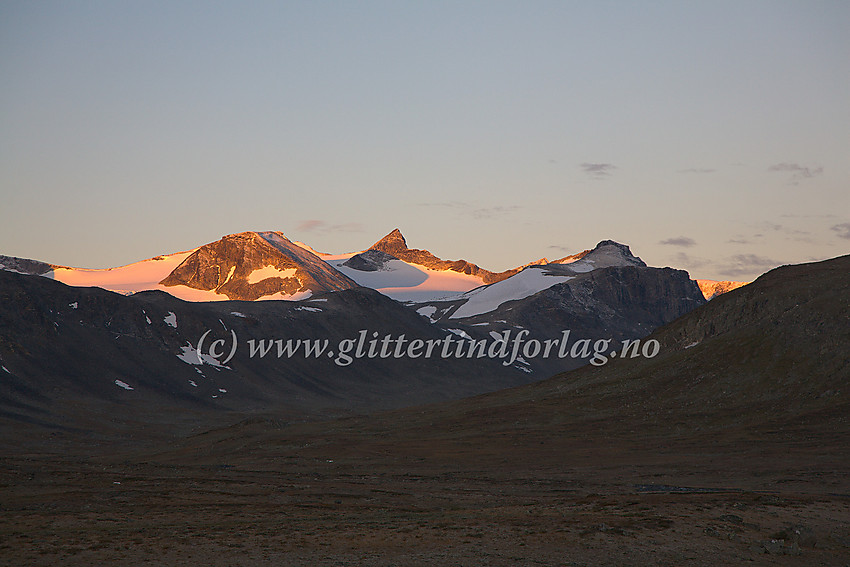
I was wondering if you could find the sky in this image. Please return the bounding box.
[1,1,848,280]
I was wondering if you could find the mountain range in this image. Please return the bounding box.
[1,240,846,566]
[0,229,712,428]
[0,229,745,303]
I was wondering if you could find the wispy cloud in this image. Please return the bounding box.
[417,201,521,220]
[754,221,810,240]
[780,213,836,219]
[831,223,850,240]
[580,162,617,179]
[768,162,823,184]
[416,201,469,209]
[669,252,710,270]
[677,168,716,174]
[727,238,750,245]
[659,236,697,247]
[296,220,364,233]
[471,205,521,220]
[717,254,780,278]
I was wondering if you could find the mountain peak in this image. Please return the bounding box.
[588,240,646,267]
[371,229,408,255]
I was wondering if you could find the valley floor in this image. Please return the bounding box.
[1,427,848,567]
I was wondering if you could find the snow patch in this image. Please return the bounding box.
[684,341,700,349]
[177,344,226,367]
[447,329,473,341]
[247,265,297,285]
[188,380,197,387]
[416,306,437,318]
[163,312,177,328]
[69,302,78,309]
[221,265,237,286]
[295,306,322,312]
[230,311,246,318]
[2,365,10,374]
[114,379,134,391]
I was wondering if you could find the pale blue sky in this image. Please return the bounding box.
[2,1,848,280]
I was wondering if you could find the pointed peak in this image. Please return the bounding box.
[370,228,409,254]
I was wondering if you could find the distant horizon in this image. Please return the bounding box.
[2,2,848,280]
[5,225,839,284]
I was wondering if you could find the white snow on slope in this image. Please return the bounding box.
[114,379,134,390]
[449,267,574,319]
[328,256,484,302]
[247,266,297,284]
[50,251,193,292]
[177,344,228,367]
[416,305,437,318]
[47,250,239,301]
[164,312,177,328]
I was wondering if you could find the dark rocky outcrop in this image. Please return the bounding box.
[0,254,56,276]
[342,249,398,272]
[369,229,520,284]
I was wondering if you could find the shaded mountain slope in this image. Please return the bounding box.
[171,253,850,464]
[0,270,535,445]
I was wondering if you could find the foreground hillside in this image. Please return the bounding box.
[0,255,847,566]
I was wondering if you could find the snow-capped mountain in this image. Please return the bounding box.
[0,229,713,420]
[322,230,494,302]
[1,229,743,304]
[159,231,358,301]
[409,240,648,321]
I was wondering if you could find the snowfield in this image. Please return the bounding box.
[450,267,575,319]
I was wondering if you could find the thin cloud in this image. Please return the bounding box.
[718,254,780,278]
[780,213,836,219]
[755,221,810,237]
[296,220,363,233]
[677,168,716,174]
[659,236,697,247]
[471,205,521,220]
[417,201,469,209]
[768,162,823,184]
[580,163,617,179]
[418,201,521,220]
[669,252,710,270]
[728,238,750,245]
[831,223,850,240]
